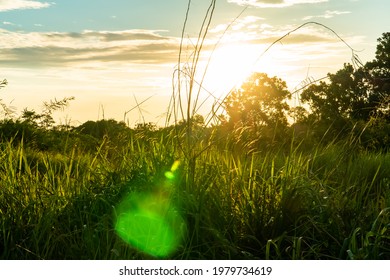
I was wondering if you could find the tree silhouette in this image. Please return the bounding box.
[225,72,291,128]
[301,33,390,124]
[301,63,371,123]
[298,33,390,148]
[223,72,292,149]
[365,32,390,120]
[0,79,15,118]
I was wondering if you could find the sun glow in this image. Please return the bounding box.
[199,42,299,100]
[200,43,258,99]
[197,41,319,102]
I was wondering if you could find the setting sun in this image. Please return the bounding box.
[1,0,388,269]
[200,43,258,98]
[198,41,307,101]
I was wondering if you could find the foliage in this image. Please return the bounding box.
[223,73,292,150]
[0,8,389,260]
[365,32,390,120]
[74,119,130,140]
[0,79,16,118]
[225,73,291,128]
[297,32,390,149]
[301,64,370,122]
[1,129,389,259]
[19,97,75,129]
[0,79,6,89]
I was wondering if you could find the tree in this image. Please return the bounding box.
[299,33,390,149]
[225,72,291,128]
[18,97,75,129]
[301,33,390,124]
[75,119,129,140]
[365,32,390,120]
[223,72,292,149]
[301,63,371,123]
[0,79,6,88]
[21,108,41,126]
[0,79,16,118]
[40,97,75,128]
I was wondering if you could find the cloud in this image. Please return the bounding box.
[0,22,362,71]
[232,15,265,30]
[44,29,169,43]
[210,24,229,33]
[250,33,335,46]
[227,0,328,8]
[0,45,179,67]
[0,0,52,12]
[207,20,340,46]
[210,16,265,33]
[0,29,180,67]
[302,10,351,20]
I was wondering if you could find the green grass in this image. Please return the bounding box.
[1,129,389,259]
[2,0,388,260]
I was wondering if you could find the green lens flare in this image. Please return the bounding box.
[114,192,186,257]
[164,171,175,180]
[164,161,180,180]
[171,160,180,172]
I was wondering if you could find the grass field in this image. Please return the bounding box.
[1,125,389,259]
[1,0,389,260]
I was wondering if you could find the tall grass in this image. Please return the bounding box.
[1,0,389,260]
[0,128,389,259]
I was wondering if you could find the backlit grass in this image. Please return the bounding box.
[1,130,389,259]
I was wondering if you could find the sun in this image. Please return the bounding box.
[199,43,258,99]
[192,41,297,106]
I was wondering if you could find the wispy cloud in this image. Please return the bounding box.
[0,22,363,75]
[210,16,265,33]
[0,29,180,67]
[208,19,339,46]
[302,10,351,20]
[228,0,328,8]
[0,0,52,12]
[44,29,171,43]
[232,15,265,30]
[210,23,229,33]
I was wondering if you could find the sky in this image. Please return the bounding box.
[0,0,389,127]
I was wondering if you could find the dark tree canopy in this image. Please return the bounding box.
[301,32,390,122]
[297,32,390,149]
[221,33,390,150]
[365,32,390,119]
[225,72,291,128]
[221,72,292,150]
[300,63,371,122]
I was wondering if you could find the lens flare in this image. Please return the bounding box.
[114,161,185,258]
[171,160,180,172]
[164,171,175,180]
[164,160,180,181]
